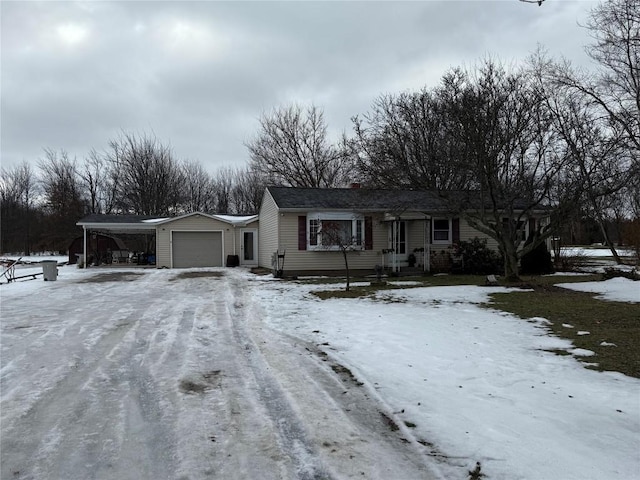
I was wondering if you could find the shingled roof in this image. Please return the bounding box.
[267,187,452,212]
[267,186,551,213]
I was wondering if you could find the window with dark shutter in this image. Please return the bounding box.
[298,216,307,250]
[452,218,460,243]
[365,216,373,250]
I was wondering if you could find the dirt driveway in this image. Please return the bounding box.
[0,269,439,480]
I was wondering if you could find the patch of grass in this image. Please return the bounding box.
[313,288,374,300]
[170,271,224,280]
[79,272,144,283]
[308,274,601,300]
[309,275,492,300]
[487,283,640,378]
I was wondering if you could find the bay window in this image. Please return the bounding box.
[307,213,364,250]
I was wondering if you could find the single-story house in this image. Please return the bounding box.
[76,186,549,273]
[258,186,550,274]
[76,212,258,268]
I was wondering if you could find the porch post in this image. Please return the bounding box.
[393,218,399,273]
[424,215,430,273]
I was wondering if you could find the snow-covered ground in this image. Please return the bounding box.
[561,246,635,258]
[252,276,640,480]
[556,277,639,303]
[1,265,439,480]
[1,262,639,480]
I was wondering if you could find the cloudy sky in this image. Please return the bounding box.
[2,0,598,174]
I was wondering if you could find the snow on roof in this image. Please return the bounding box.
[213,214,258,225]
[141,218,168,223]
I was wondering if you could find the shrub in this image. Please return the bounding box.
[554,249,589,272]
[603,267,640,281]
[455,238,503,275]
[520,235,554,275]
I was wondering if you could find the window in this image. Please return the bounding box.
[502,218,528,243]
[309,219,319,246]
[432,219,451,243]
[307,213,364,250]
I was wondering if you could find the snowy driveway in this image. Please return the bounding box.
[0,268,438,480]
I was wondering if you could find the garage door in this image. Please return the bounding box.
[172,231,223,268]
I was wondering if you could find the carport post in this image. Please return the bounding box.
[83,226,87,268]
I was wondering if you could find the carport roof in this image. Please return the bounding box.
[77,212,259,232]
[77,214,164,232]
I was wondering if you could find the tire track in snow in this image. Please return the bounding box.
[224,275,334,480]
[1,274,181,480]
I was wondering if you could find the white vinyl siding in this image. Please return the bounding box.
[258,191,280,269]
[278,212,386,272]
[156,214,232,268]
[459,218,499,250]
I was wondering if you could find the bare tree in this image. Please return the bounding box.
[104,132,184,215]
[246,104,349,188]
[583,0,640,155]
[538,0,639,260]
[211,167,236,214]
[539,61,630,262]
[38,149,87,251]
[79,149,111,214]
[0,161,39,254]
[316,219,362,291]
[439,60,571,281]
[351,88,470,190]
[181,160,216,213]
[231,166,267,215]
[551,0,639,170]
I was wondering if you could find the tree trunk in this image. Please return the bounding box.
[596,217,622,264]
[343,249,350,292]
[501,240,521,282]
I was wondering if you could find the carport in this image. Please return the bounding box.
[76,214,163,267]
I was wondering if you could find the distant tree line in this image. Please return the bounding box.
[0,132,265,254]
[1,0,638,274]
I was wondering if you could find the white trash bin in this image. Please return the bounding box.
[42,260,58,281]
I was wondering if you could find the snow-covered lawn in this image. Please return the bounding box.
[556,277,639,303]
[1,262,639,479]
[561,246,635,258]
[252,276,640,480]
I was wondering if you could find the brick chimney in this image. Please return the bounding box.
[350,182,361,189]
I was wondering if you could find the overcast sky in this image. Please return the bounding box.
[1,0,598,174]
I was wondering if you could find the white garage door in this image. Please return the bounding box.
[172,231,223,268]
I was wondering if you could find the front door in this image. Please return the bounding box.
[240,229,258,266]
[389,221,408,270]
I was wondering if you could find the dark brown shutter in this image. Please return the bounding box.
[452,218,460,244]
[365,216,373,250]
[298,216,307,250]
[528,218,536,237]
